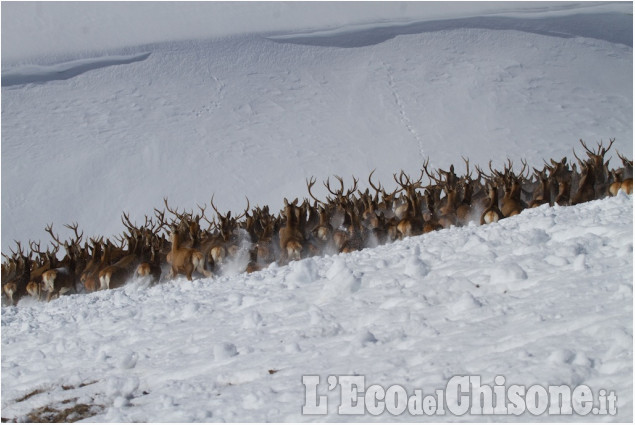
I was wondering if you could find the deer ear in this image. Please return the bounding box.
[292,198,298,206]
[284,198,289,206]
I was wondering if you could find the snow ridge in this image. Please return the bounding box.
[1,52,151,87]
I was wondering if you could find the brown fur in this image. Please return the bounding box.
[42,267,76,302]
[98,253,139,290]
[166,228,212,281]
[480,185,504,225]
[278,198,304,264]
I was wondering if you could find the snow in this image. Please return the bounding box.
[1,1,633,422]
[2,194,632,421]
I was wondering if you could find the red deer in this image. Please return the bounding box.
[206,195,250,270]
[423,187,443,233]
[25,240,59,297]
[575,139,613,198]
[136,227,164,283]
[41,223,83,302]
[80,238,106,292]
[480,183,504,225]
[98,234,141,290]
[166,225,212,280]
[571,159,596,205]
[2,243,30,305]
[554,178,571,206]
[306,177,334,246]
[438,182,459,228]
[393,169,425,237]
[544,156,571,201]
[609,151,633,195]
[528,168,551,208]
[492,159,526,218]
[26,281,43,300]
[455,157,477,226]
[278,198,304,263]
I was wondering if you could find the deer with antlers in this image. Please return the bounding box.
[391,168,426,238]
[491,159,527,218]
[79,237,106,292]
[204,195,251,271]
[23,241,59,300]
[40,223,84,302]
[609,151,633,196]
[98,224,144,290]
[571,147,599,206]
[573,139,614,199]
[278,197,305,263]
[455,157,480,225]
[480,183,504,225]
[306,177,336,249]
[164,222,212,281]
[2,242,32,305]
[528,167,551,208]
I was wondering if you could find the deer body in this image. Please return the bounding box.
[26,281,43,300]
[529,170,551,208]
[554,180,571,206]
[279,199,304,263]
[99,253,139,290]
[2,249,32,305]
[501,179,524,217]
[167,228,211,280]
[480,185,504,225]
[42,266,76,302]
[571,163,596,205]
[609,170,633,196]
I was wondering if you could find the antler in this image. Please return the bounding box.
[164,197,187,221]
[579,138,615,158]
[368,169,383,194]
[572,146,585,165]
[210,194,222,218]
[64,222,83,244]
[234,197,251,221]
[307,176,324,205]
[602,138,615,156]
[122,212,137,232]
[422,158,441,185]
[324,175,358,199]
[324,176,344,197]
[461,156,473,180]
[617,150,633,166]
[44,223,63,248]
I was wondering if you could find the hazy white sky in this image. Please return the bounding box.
[1,1,598,63]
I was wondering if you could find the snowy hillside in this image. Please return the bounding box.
[1,1,633,422]
[1,2,632,252]
[2,193,633,422]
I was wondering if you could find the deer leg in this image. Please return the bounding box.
[185,262,194,281]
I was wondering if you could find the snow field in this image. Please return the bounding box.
[2,193,632,422]
[2,21,632,253]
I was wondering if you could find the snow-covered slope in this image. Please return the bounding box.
[1,2,633,422]
[1,4,632,253]
[2,193,632,422]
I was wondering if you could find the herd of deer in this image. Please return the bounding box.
[2,139,632,306]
